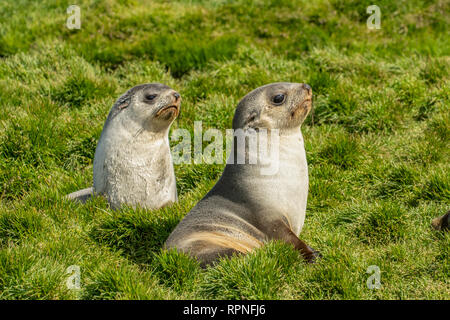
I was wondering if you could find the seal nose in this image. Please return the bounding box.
[173,92,180,101]
[302,84,312,95]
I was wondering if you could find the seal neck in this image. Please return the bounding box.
[224,128,306,177]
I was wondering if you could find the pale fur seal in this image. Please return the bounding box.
[165,82,318,266]
[67,83,180,210]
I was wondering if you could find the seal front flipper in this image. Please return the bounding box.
[266,219,320,263]
[66,187,94,203]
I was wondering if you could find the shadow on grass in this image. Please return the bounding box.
[90,205,183,266]
[88,202,205,295]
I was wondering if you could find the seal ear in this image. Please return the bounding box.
[105,95,132,124]
[117,100,129,110]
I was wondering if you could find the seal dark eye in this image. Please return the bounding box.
[145,94,157,101]
[272,94,285,105]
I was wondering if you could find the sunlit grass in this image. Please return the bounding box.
[0,0,448,299]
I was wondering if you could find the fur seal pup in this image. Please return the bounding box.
[67,83,180,210]
[165,82,318,266]
[431,211,449,231]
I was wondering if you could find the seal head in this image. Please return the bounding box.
[105,83,180,133]
[233,82,312,132]
[92,83,180,209]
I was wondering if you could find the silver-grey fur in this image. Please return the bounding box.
[67,83,180,210]
[165,82,316,266]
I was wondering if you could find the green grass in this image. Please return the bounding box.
[0,0,449,299]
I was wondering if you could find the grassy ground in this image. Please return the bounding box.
[0,0,449,299]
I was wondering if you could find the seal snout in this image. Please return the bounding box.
[156,91,182,118]
[169,91,182,113]
[300,83,312,105]
[287,83,312,121]
[168,90,181,106]
[294,83,312,106]
[300,83,312,102]
[302,83,312,95]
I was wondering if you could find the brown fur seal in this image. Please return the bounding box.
[431,211,449,231]
[67,83,180,210]
[165,82,318,266]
